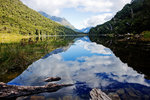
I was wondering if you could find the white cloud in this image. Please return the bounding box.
[20,0,131,28]
[76,0,113,13]
[83,13,113,28]
[21,0,131,15]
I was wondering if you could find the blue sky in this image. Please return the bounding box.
[21,0,131,29]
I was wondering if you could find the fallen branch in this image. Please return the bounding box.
[44,77,61,82]
[0,77,73,99]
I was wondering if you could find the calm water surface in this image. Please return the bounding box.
[7,36,150,100]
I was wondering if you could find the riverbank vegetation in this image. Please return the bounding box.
[0,33,30,43]
[89,0,150,41]
[141,31,150,41]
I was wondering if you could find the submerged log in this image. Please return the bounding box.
[44,77,61,82]
[90,88,112,100]
[0,77,73,99]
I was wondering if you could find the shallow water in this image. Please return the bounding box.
[7,36,150,100]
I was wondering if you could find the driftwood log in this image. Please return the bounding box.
[0,77,73,99]
[90,88,112,100]
[44,77,61,82]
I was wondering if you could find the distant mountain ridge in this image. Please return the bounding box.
[80,27,92,33]
[39,11,75,30]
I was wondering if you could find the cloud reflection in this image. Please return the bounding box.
[8,37,150,90]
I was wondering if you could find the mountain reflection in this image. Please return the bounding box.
[8,36,150,99]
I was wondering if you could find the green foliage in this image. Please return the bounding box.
[89,0,150,35]
[0,0,76,35]
[142,31,150,38]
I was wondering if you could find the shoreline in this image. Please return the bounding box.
[0,33,87,43]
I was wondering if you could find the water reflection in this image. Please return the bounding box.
[89,36,150,79]
[0,36,77,82]
[8,36,150,100]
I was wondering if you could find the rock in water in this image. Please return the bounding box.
[90,88,112,100]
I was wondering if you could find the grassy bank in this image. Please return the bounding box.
[0,33,30,43]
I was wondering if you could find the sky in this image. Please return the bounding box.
[20,0,131,29]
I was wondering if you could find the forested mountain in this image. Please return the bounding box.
[0,0,76,35]
[39,11,76,30]
[89,0,150,35]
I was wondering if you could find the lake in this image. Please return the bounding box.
[1,36,150,100]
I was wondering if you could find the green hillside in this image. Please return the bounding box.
[89,0,150,35]
[0,0,76,36]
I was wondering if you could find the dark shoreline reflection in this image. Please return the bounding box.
[89,36,150,79]
[8,36,150,100]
